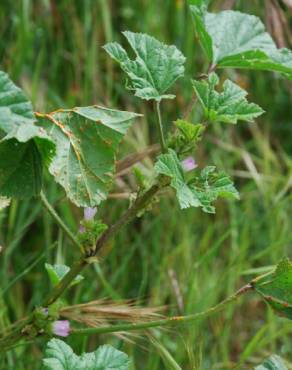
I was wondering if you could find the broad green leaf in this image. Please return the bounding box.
[37,106,140,207]
[253,258,292,319]
[192,73,264,124]
[190,7,292,78]
[155,149,238,213]
[103,31,185,101]
[255,355,287,370]
[0,71,54,199]
[43,339,130,370]
[45,264,84,287]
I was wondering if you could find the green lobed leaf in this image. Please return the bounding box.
[175,120,204,143]
[37,106,140,207]
[190,6,292,78]
[192,73,264,124]
[45,264,84,287]
[155,149,238,213]
[253,258,292,319]
[0,71,54,199]
[255,355,287,370]
[43,339,130,370]
[103,31,185,101]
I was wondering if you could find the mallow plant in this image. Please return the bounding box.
[1,1,292,368]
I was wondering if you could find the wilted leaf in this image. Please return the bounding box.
[43,339,130,370]
[45,264,84,287]
[155,149,238,213]
[104,31,185,101]
[37,106,140,207]
[253,258,292,319]
[192,73,264,124]
[255,354,287,370]
[0,71,54,199]
[190,6,292,78]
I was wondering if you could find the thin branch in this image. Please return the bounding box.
[155,101,167,153]
[71,284,252,336]
[40,191,81,250]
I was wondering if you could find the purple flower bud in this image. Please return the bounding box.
[181,157,197,172]
[52,320,70,337]
[84,207,97,221]
[79,225,86,234]
[42,308,49,316]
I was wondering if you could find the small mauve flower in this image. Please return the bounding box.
[181,157,197,172]
[79,225,86,233]
[84,207,97,220]
[52,320,70,337]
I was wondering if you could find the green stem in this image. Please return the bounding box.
[43,178,168,305]
[155,101,167,153]
[71,284,252,336]
[0,179,169,351]
[42,259,87,306]
[40,191,81,250]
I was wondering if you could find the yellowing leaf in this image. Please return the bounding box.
[37,106,140,207]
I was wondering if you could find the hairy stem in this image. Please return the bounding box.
[155,101,167,153]
[71,284,252,336]
[40,191,81,250]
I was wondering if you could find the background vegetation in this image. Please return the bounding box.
[0,0,292,368]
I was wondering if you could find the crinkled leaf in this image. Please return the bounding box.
[45,264,84,287]
[43,339,130,370]
[0,71,54,198]
[175,120,204,142]
[192,73,264,124]
[37,106,140,207]
[190,7,292,79]
[155,149,238,213]
[255,355,287,370]
[253,258,292,319]
[104,31,185,101]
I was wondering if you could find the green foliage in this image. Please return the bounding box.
[193,73,264,124]
[253,258,292,319]
[43,339,130,370]
[155,149,238,213]
[45,264,84,287]
[172,119,204,154]
[104,31,185,101]
[0,71,54,198]
[190,6,292,78]
[37,107,140,207]
[78,219,108,253]
[255,355,287,370]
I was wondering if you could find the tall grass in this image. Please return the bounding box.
[0,1,292,369]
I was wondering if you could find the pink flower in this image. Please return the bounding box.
[84,207,97,220]
[181,157,197,172]
[52,320,70,337]
[79,225,86,233]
